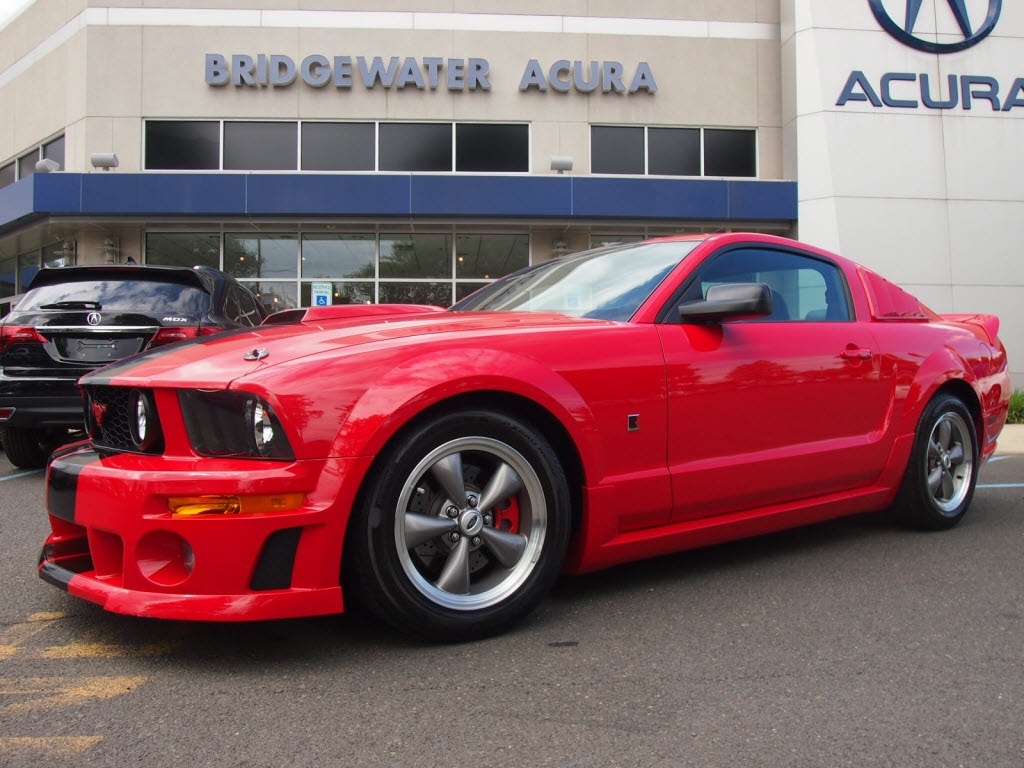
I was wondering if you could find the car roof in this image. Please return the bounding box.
[26,264,223,294]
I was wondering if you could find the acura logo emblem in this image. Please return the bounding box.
[86,312,102,326]
[869,0,1001,53]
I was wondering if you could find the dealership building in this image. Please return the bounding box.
[1,1,1021,383]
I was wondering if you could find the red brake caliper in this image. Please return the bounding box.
[492,497,520,534]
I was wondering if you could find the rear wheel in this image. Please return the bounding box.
[895,394,978,530]
[347,410,571,640]
[0,426,49,469]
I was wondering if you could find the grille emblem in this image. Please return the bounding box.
[86,312,102,326]
[91,401,107,429]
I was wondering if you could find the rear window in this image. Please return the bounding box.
[17,279,211,314]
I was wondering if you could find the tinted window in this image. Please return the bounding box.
[648,127,700,176]
[43,135,65,169]
[301,234,375,278]
[0,162,14,189]
[224,122,298,170]
[591,126,644,174]
[146,121,220,170]
[455,234,528,279]
[223,285,263,326]
[456,124,529,172]
[146,233,220,268]
[18,152,37,179]
[380,234,451,279]
[680,247,850,322]
[379,123,451,172]
[703,129,756,177]
[301,123,375,171]
[18,279,211,314]
[225,235,298,279]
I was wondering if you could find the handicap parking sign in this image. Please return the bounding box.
[311,282,332,307]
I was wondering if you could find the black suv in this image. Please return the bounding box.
[0,264,266,468]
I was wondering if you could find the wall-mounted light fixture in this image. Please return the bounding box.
[553,239,569,254]
[35,158,61,173]
[103,236,120,264]
[550,155,573,174]
[90,152,119,171]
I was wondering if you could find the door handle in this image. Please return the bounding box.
[840,346,873,361]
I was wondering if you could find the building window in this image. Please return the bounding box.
[141,230,528,309]
[146,233,221,267]
[0,254,15,303]
[43,136,65,170]
[591,126,757,177]
[18,152,37,180]
[703,129,757,177]
[591,126,644,174]
[0,163,14,190]
[648,127,700,176]
[224,122,298,171]
[456,124,529,172]
[379,123,452,172]
[301,123,375,171]
[146,122,220,170]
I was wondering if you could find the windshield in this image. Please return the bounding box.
[452,240,699,321]
[18,279,211,315]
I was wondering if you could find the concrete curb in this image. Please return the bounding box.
[996,423,1024,455]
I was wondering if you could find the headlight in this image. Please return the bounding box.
[178,390,295,460]
[130,388,162,452]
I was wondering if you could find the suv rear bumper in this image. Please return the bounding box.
[0,375,86,430]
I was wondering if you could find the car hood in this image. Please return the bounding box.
[82,311,614,388]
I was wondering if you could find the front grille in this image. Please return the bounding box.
[84,385,164,455]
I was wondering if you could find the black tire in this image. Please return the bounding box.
[0,426,49,469]
[895,394,979,531]
[346,410,571,640]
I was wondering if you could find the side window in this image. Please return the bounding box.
[677,247,851,322]
[225,286,263,327]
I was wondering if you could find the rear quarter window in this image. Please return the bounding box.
[857,268,936,321]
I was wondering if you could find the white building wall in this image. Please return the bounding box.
[782,0,1024,386]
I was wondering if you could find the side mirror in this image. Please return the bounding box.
[677,282,773,323]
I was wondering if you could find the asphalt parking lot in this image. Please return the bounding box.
[1,440,1022,767]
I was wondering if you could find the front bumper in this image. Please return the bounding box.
[38,445,371,621]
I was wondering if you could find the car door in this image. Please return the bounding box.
[656,245,897,522]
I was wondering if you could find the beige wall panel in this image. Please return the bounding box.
[530,119,589,175]
[111,117,142,171]
[62,119,86,174]
[140,26,301,118]
[0,83,14,160]
[86,27,143,118]
[757,126,782,179]
[82,117,118,161]
[587,0,758,23]
[0,0,70,72]
[11,53,70,154]
[757,0,780,24]
[756,38,781,126]
[453,0,588,14]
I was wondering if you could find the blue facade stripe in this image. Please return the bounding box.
[0,173,796,229]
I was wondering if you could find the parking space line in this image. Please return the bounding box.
[0,736,104,760]
[0,676,146,716]
[0,469,45,481]
[0,612,66,660]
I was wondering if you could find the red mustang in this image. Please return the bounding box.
[39,233,1010,639]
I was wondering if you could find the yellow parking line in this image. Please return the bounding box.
[0,612,66,660]
[0,736,103,760]
[39,638,181,659]
[0,676,146,716]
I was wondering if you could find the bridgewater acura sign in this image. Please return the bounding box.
[205,54,658,95]
[837,0,1022,111]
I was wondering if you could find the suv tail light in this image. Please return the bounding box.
[151,326,224,347]
[151,327,201,346]
[0,325,47,354]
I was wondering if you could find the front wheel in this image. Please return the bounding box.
[895,394,979,530]
[347,410,571,640]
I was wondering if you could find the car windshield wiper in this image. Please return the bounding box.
[38,301,103,310]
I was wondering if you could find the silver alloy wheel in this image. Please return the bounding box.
[926,410,974,515]
[394,436,547,611]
